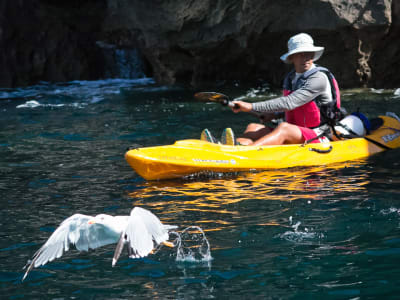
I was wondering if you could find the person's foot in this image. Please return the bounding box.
[200,129,218,143]
[221,128,236,145]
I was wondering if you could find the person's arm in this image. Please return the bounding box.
[233,72,329,114]
[230,102,283,122]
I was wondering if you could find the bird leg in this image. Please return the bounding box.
[162,241,175,248]
[148,241,175,255]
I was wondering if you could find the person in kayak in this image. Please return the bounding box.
[230,33,342,146]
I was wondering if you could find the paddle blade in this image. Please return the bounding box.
[194,92,230,105]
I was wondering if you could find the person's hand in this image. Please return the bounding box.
[231,101,252,113]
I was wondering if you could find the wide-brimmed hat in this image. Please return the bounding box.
[280,33,324,64]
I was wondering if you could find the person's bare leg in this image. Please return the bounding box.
[237,123,272,145]
[250,122,304,146]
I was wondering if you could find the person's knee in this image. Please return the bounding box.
[275,122,303,143]
[275,122,291,133]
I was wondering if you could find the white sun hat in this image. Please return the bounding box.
[334,115,366,136]
[280,33,325,64]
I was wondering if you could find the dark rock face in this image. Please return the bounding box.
[0,0,106,87]
[0,0,398,88]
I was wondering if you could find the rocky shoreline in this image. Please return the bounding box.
[0,0,398,88]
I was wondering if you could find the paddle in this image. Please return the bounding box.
[194,92,275,123]
[194,92,238,108]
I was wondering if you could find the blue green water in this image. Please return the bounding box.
[1,79,400,299]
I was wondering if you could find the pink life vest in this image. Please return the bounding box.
[283,66,341,128]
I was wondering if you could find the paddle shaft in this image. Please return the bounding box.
[194,92,268,122]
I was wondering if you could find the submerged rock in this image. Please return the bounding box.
[0,0,398,88]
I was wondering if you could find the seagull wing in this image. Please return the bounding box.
[112,211,153,266]
[112,207,177,266]
[23,213,119,281]
[131,207,177,244]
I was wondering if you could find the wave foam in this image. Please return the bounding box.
[16,100,87,109]
[0,78,157,109]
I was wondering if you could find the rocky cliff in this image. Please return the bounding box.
[0,0,398,88]
[0,0,107,87]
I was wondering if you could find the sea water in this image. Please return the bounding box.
[1,79,400,299]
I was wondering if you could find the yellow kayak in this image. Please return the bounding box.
[125,115,400,180]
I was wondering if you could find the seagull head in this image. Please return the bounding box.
[88,214,114,225]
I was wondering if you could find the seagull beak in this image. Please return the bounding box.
[162,241,175,248]
[88,220,96,225]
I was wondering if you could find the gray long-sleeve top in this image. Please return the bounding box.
[251,71,333,114]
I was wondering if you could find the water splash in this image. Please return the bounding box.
[292,221,301,231]
[380,207,400,215]
[234,83,276,100]
[171,226,212,263]
[278,217,324,244]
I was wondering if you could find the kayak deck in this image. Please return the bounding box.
[125,115,400,180]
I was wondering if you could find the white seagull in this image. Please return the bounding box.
[22,207,177,281]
